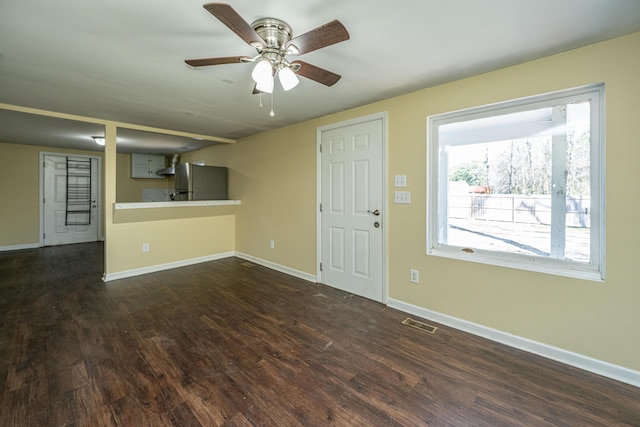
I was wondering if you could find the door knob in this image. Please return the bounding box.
[368,209,381,216]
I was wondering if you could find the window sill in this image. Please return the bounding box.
[428,245,604,282]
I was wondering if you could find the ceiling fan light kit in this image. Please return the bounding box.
[278,66,299,91]
[251,59,274,93]
[186,2,349,115]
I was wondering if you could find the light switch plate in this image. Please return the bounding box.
[394,175,407,188]
[394,191,411,204]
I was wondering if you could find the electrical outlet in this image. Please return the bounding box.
[410,269,419,283]
[269,240,275,249]
[142,243,150,253]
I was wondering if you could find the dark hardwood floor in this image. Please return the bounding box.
[1,243,639,426]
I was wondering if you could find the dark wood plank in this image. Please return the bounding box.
[1,242,639,426]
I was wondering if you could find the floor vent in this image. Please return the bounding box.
[241,262,256,268]
[402,318,438,334]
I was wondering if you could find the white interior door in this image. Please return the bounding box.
[319,115,385,302]
[43,154,100,246]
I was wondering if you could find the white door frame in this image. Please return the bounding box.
[316,112,388,303]
[39,151,103,246]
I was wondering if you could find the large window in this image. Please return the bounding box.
[427,84,605,281]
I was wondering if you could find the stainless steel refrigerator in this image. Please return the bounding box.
[173,163,228,201]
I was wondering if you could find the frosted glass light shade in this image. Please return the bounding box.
[252,60,274,93]
[278,67,299,91]
[255,75,274,93]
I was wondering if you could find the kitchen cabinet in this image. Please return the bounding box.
[131,154,166,179]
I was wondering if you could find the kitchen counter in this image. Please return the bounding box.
[114,200,241,210]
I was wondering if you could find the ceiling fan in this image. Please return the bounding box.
[185,2,350,94]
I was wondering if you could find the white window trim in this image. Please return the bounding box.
[426,84,605,282]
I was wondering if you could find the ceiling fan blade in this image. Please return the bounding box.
[185,56,251,67]
[285,20,349,55]
[293,61,341,86]
[203,3,265,48]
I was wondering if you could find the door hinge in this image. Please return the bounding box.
[319,203,323,212]
[319,262,323,272]
[319,143,322,153]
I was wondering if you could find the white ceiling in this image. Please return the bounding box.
[1,0,640,154]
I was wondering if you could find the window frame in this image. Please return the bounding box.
[426,84,605,281]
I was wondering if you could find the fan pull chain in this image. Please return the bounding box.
[270,92,275,117]
[256,91,274,117]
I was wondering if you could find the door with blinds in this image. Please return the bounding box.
[43,154,100,246]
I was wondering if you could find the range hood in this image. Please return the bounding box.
[157,154,180,175]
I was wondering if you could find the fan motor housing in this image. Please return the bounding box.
[251,18,292,49]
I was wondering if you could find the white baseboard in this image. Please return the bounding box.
[103,251,235,282]
[1,239,105,253]
[234,252,317,283]
[102,251,318,284]
[387,298,640,389]
[0,243,41,252]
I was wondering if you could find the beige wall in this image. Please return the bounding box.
[188,32,640,372]
[108,213,235,273]
[180,125,318,272]
[0,142,104,247]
